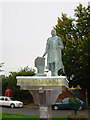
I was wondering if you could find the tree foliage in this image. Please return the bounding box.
[54,3,90,90]
[2,66,35,101]
[0,62,4,72]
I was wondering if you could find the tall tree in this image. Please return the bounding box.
[54,3,90,91]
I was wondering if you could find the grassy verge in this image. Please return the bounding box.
[2,112,38,118]
[0,113,67,120]
[0,113,89,120]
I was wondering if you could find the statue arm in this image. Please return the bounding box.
[43,52,46,57]
[57,37,64,49]
[43,41,49,57]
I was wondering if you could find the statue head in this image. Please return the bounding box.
[51,29,56,37]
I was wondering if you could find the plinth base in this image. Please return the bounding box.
[16,76,69,120]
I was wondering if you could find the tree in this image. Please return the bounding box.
[54,3,90,92]
[0,62,4,95]
[73,4,90,85]
[0,62,4,72]
[2,66,35,101]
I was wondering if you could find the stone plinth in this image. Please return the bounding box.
[17,76,68,88]
[16,76,69,120]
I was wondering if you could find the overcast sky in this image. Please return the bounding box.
[0,0,89,75]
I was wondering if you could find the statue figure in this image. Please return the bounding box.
[43,29,64,76]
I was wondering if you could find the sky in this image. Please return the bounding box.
[0,0,89,75]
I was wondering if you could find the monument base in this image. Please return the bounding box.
[17,76,69,120]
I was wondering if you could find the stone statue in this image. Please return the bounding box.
[43,29,64,76]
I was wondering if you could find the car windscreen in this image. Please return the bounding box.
[9,97,16,101]
[62,98,69,103]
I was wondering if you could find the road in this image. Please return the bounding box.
[1,107,89,118]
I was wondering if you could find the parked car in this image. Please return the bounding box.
[0,96,23,108]
[52,97,85,110]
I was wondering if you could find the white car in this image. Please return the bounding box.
[0,96,23,108]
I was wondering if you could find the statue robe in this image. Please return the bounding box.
[44,36,64,72]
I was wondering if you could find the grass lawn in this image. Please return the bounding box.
[0,113,89,120]
[0,113,67,120]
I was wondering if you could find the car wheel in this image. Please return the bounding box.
[78,106,82,110]
[53,105,59,110]
[10,104,15,108]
